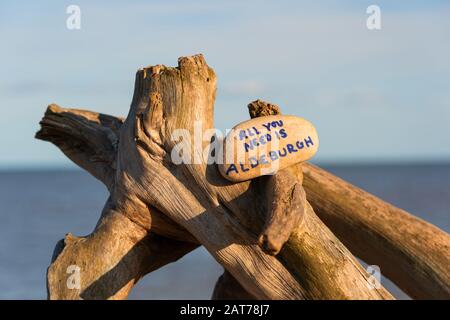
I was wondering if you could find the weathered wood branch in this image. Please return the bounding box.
[112,55,391,299]
[257,167,305,256]
[248,100,392,299]
[37,56,392,299]
[36,55,449,299]
[36,104,195,243]
[36,104,122,191]
[249,99,450,299]
[36,105,198,300]
[213,99,392,299]
[48,197,197,299]
[303,164,450,299]
[38,99,392,300]
[110,56,306,299]
[249,99,306,256]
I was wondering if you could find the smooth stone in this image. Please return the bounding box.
[218,115,319,182]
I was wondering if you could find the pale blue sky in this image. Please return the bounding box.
[1,1,449,169]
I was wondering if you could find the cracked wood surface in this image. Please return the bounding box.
[36,54,449,299]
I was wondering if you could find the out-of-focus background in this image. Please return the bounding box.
[0,0,449,299]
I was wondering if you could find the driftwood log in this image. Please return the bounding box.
[36,54,450,300]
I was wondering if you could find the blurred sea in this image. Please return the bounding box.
[0,164,449,300]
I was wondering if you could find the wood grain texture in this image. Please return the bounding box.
[47,197,197,299]
[257,167,306,256]
[38,100,393,299]
[113,55,393,299]
[247,100,392,299]
[35,55,449,299]
[112,55,306,299]
[247,100,306,256]
[249,99,449,299]
[36,105,198,300]
[303,164,450,299]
